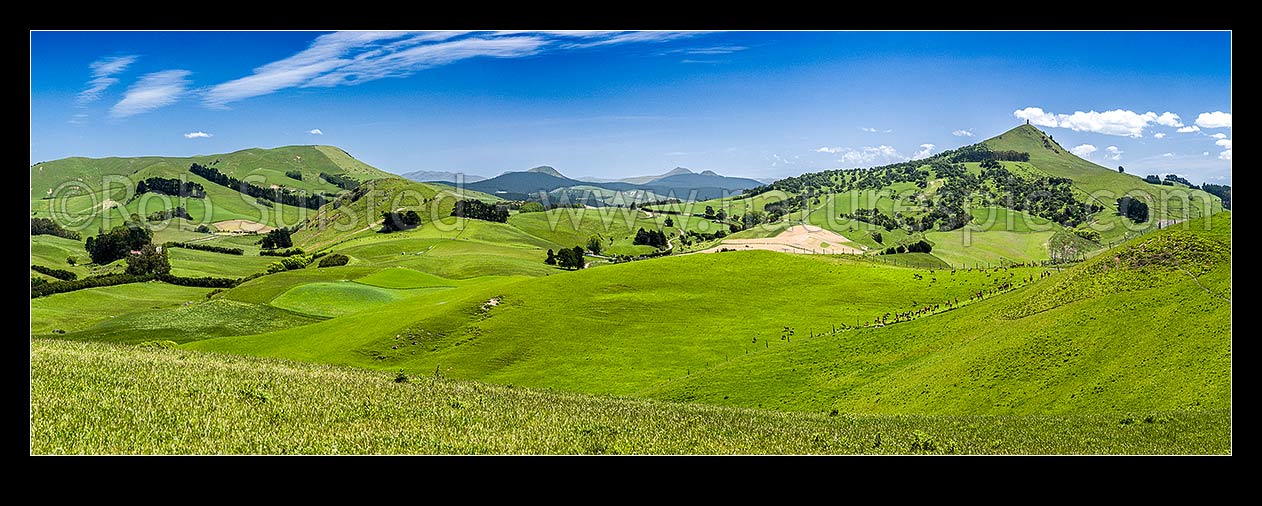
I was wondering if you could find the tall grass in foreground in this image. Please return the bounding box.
[31,340,1227,455]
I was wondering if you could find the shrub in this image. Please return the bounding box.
[909,430,938,452]
[394,370,409,383]
[518,202,545,213]
[138,340,179,349]
[870,231,883,244]
[318,253,350,267]
[31,264,77,281]
[285,170,303,180]
[195,224,212,234]
[66,256,76,266]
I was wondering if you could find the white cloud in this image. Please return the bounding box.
[1155,112,1183,127]
[110,70,191,118]
[912,143,935,160]
[1070,144,1098,157]
[204,31,707,107]
[77,55,138,104]
[1013,107,1060,127]
[1105,145,1123,161]
[1177,125,1200,133]
[1162,152,1174,157]
[309,128,324,135]
[822,145,906,167]
[1203,151,1210,156]
[1013,107,1182,137]
[1211,133,1227,139]
[1219,149,1232,161]
[1195,111,1231,129]
[183,131,212,139]
[1153,132,1166,139]
[951,129,974,137]
[859,127,891,133]
[1215,139,1231,149]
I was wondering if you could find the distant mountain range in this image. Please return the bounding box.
[399,170,487,183]
[445,166,764,203]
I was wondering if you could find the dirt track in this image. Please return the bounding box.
[696,224,865,255]
[213,219,275,234]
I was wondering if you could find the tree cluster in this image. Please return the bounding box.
[146,206,193,222]
[547,246,586,270]
[451,199,509,223]
[31,264,76,281]
[190,163,328,210]
[32,273,154,298]
[31,217,81,240]
[165,241,244,255]
[260,228,293,249]
[1117,197,1150,223]
[259,247,306,257]
[1164,174,1194,187]
[136,177,205,198]
[1200,183,1231,210]
[319,172,360,190]
[380,210,422,232]
[633,228,669,248]
[125,243,171,275]
[285,170,303,181]
[85,222,152,264]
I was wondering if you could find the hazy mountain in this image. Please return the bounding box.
[399,170,486,183]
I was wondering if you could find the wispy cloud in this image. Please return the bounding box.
[1177,125,1200,133]
[1105,145,1123,161]
[1153,132,1166,139]
[912,143,935,160]
[860,127,892,133]
[110,70,191,118]
[952,129,974,137]
[1013,106,1181,138]
[1215,139,1231,149]
[1162,152,1174,157]
[1211,133,1227,139]
[183,131,212,139]
[68,113,88,125]
[204,31,709,108]
[309,128,323,135]
[668,45,747,55]
[78,55,138,105]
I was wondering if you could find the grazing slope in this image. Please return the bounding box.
[32,339,1228,454]
[648,213,1232,415]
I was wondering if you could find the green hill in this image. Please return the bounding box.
[31,339,1228,454]
[984,124,1224,240]
[31,145,399,232]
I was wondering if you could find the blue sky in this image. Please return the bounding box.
[30,31,1232,184]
